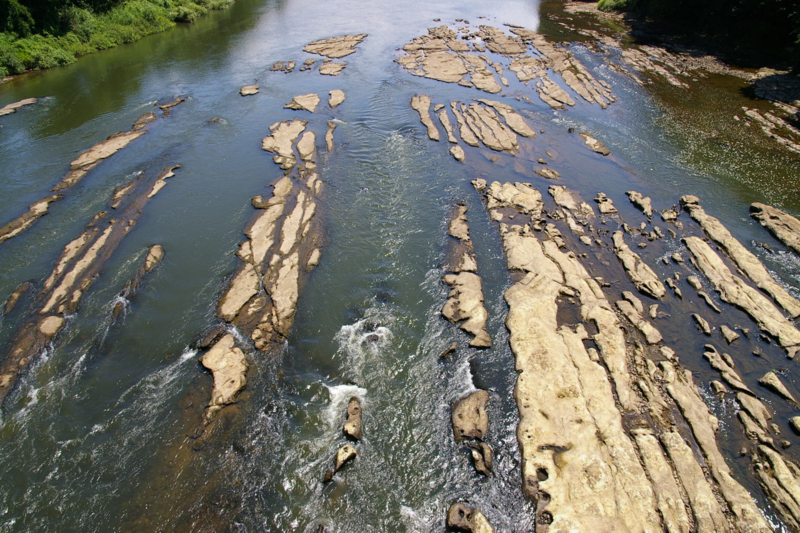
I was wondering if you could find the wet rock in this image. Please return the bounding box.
[0,97,37,116]
[790,416,800,435]
[753,445,800,531]
[447,503,494,533]
[270,60,295,73]
[617,297,662,344]
[535,167,560,180]
[612,231,666,298]
[334,444,357,471]
[579,132,610,155]
[196,324,228,350]
[0,194,62,245]
[476,99,536,138]
[200,334,248,419]
[439,342,457,359]
[626,190,653,218]
[319,61,346,76]
[594,192,618,215]
[303,34,367,58]
[449,145,465,162]
[3,281,32,315]
[682,195,800,318]
[442,273,491,348]
[452,390,489,442]
[158,97,185,117]
[710,380,728,395]
[721,325,740,344]
[759,372,798,406]
[751,203,800,256]
[437,108,458,143]
[343,397,363,440]
[285,93,320,113]
[469,442,493,476]
[328,89,345,108]
[410,94,439,141]
[684,236,800,358]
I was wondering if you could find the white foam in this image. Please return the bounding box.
[324,384,366,431]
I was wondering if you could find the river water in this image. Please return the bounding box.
[1,0,800,531]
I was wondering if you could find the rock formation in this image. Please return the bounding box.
[446,503,494,533]
[452,390,488,442]
[343,397,362,440]
[303,34,367,58]
[285,93,320,113]
[111,244,165,320]
[240,85,259,96]
[0,97,37,116]
[751,202,800,256]
[328,90,345,108]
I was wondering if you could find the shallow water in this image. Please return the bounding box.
[1,0,800,530]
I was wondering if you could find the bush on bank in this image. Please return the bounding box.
[0,0,232,77]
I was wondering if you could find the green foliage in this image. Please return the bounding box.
[598,0,636,13]
[0,0,232,76]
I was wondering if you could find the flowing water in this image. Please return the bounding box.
[1,0,800,531]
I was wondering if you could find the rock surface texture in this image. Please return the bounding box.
[751,202,800,256]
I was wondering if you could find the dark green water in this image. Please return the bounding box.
[1,0,800,531]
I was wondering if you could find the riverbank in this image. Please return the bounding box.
[0,0,233,78]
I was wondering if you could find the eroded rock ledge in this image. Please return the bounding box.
[0,165,181,403]
[473,178,772,532]
[751,202,800,257]
[441,205,490,348]
[397,24,614,110]
[0,99,184,246]
[200,119,324,419]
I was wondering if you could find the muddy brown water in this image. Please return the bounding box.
[1,0,800,531]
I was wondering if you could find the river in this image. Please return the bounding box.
[1,0,800,531]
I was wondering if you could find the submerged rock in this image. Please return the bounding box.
[451,390,489,442]
[0,195,62,245]
[0,97,37,116]
[285,93,321,113]
[535,167,560,180]
[447,503,494,533]
[3,281,32,315]
[579,132,610,155]
[469,441,493,476]
[270,61,295,73]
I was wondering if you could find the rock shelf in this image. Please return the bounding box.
[0,99,184,246]
[397,24,614,110]
[0,97,37,116]
[683,236,800,358]
[285,93,320,113]
[682,195,800,318]
[441,205,491,348]
[751,202,800,256]
[0,165,181,402]
[474,179,773,532]
[303,34,367,58]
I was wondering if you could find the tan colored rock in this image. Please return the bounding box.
[0,194,62,245]
[626,190,653,218]
[285,93,320,113]
[751,202,800,256]
[721,325,740,344]
[684,236,800,357]
[343,397,362,440]
[0,97,37,116]
[759,371,798,406]
[477,99,536,138]
[580,132,610,155]
[269,60,295,73]
[334,444,357,470]
[328,89,345,108]
[38,315,65,337]
[438,108,457,143]
[692,313,712,335]
[261,119,307,169]
[535,167,560,180]
[200,334,248,418]
[319,62,346,76]
[240,85,259,96]
[754,445,800,532]
[616,299,662,344]
[612,231,666,298]
[446,504,494,533]
[451,103,479,147]
[682,196,800,317]
[594,192,618,215]
[452,390,489,442]
[296,131,316,161]
[325,122,336,152]
[450,145,465,162]
[303,34,367,58]
[442,273,491,348]
[410,94,439,141]
[3,281,32,315]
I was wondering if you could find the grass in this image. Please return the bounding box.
[0,0,233,77]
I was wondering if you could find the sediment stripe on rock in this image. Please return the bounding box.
[681,195,800,318]
[0,165,181,403]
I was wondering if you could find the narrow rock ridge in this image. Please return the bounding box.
[411,96,536,161]
[683,236,800,358]
[441,205,491,348]
[0,97,38,116]
[3,282,32,315]
[702,344,800,530]
[396,24,614,110]
[612,230,666,299]
[474,178,772,532]
[110,244,165,320]
[0,99,184,246]
[742,106,800,156]
[579,131,610,155]
[681,195,800,318]
[751,202,800,256]
[198,119,324,419]
[0,165,181,403]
